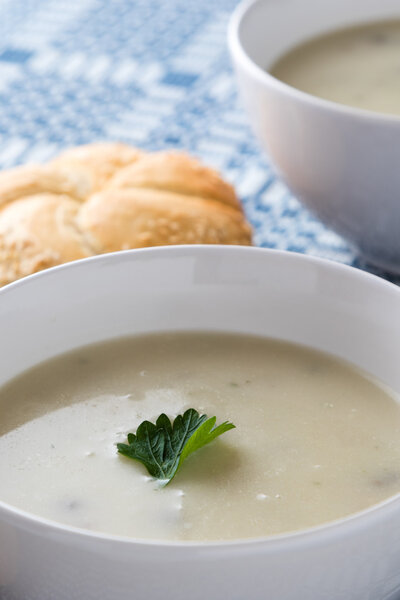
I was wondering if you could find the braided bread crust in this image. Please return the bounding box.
[0,143,252,286]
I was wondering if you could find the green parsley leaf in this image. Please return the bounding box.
[117,408,235,486]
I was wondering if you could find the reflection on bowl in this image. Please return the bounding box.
[0,246,400,600]
[228,0,400,273]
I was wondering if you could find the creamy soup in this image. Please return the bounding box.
[0,333,400,541]
[270,20,400,115]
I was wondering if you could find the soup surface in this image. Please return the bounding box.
[270,20,400,115]
[0,333,400,541]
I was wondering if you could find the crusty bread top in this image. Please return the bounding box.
[79,188,251,252]
[0,143,252,286]
[0,165,90,208]
[107,151,241,211]
[50,142,143,194]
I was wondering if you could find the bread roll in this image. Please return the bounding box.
[0,143,252,286]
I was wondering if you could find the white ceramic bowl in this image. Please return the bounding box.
[1,246,400,600]
[228,0,400,274]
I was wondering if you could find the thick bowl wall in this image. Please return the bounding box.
[229,0,400,272]
[1,246,400,600]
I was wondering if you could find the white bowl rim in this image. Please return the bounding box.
[1,245,400,554]
[228,0,400,125]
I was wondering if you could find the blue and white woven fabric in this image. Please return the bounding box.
[0,0,397,283]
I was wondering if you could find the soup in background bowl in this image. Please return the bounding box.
[270,19,400,116]
[0,245,400,600]
[228,0,400,273]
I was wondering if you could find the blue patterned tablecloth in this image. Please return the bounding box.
[0,0,397,283]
